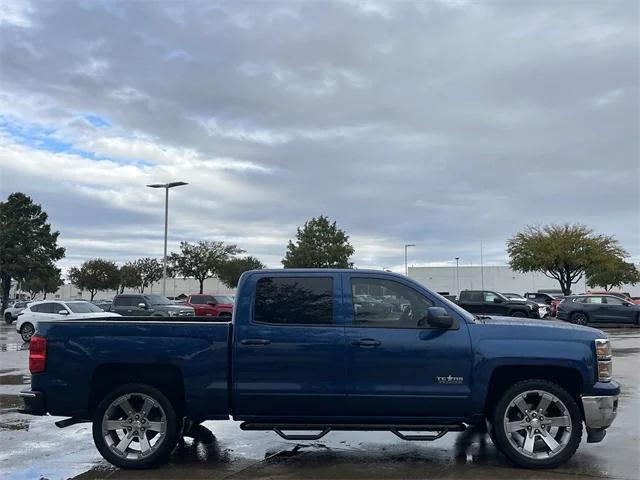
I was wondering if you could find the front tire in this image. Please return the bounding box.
[493,379,582,469]
[571,312,588,325]
[92,383,179,469]
[20,323,34,342]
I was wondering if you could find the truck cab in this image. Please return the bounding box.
[183,294,233,319]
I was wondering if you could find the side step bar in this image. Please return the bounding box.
[240,422,466,442]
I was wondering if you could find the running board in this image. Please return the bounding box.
[240,422,466,442]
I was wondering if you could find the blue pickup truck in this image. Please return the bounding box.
[20,269,619,470]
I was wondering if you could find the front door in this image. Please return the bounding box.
[344,274,473,419]
[233,272,346,418]
[603,296,637,324]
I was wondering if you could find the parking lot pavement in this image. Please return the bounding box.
[1,322,638,480]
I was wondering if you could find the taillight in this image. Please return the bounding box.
[29,336,47,373]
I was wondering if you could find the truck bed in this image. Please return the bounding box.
[32,318,231,420]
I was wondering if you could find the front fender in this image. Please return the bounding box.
[470,338,594,414]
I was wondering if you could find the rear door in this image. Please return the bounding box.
[344,274,473,419]
[111,295,133,315]
[233,272,346,418]
[585,296,607,322]
[459,291,484,314]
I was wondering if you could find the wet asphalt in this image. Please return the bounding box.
[0,322,638,480]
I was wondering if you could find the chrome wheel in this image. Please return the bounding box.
[102,392,167,460]
[503,390,572,459]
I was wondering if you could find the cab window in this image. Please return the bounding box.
[254,277,333,325]
[351,278,433,328]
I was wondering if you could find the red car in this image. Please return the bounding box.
[585,291,640,305]
[183,294,234,319]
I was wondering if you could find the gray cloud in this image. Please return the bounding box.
[0,0,638,272]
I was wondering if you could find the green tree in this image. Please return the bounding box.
[169,241,244,293]
[68,259,120,300]
[22,262,63,300]
[282,215,354,268]
[0,193,65,312]
[587,257,640,292]
[135,257,163,293]
[218,256,266,289]
[507,224,628,295]
[118,262,142,294]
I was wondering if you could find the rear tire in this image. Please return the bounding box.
[20,323,34,342]
[493,379,582,469]
[4,313,13,324]
[571,312,588,325]
[92,383,179,469]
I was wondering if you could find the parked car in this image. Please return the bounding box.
[4,300,29,324]
[19,269,618,470]
[457,290,541,318]
[556,295,640,326]
[502,293,549,318]
[110,294,195,317]
[585,291,640,305]
[182,294,233,318]
[16,300,120,342]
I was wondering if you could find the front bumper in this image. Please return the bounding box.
[18,390,46,415]
[582,394,618,429]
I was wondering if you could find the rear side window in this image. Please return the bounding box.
[113,296,132,307]
[254,277,333,325]
[190,295,211,304]
[30,304,46,313]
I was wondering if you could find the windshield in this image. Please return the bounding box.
[146,294,172,305]
[213,295,234,304]
[67,302,104,313]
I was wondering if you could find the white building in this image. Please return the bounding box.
[18,276,235,301]
[408,265,640,297]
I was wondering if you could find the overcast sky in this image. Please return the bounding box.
[0,0,638,272]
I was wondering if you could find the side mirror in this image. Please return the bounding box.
[425,307,454,329]
[493,297,503,304]
[58,310,69,315]
[138,302,147,309]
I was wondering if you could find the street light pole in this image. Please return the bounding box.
[147,181,188,296]
[455,257,460,295]
[404,244,416,276]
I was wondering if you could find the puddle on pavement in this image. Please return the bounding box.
[0,374,30,385]
[0,419,30,431]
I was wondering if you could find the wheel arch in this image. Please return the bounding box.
[88,363,185,417]
[484,365,585,419]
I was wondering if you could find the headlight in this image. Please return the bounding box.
[595,339,612,382]
[168,310,178,316]
[595,338,612,359]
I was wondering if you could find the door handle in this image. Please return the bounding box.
[240,338,271,346]
[351,338,381,347]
